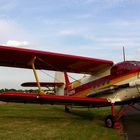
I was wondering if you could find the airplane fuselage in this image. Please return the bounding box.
[67,61,140,103]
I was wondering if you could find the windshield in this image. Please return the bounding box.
[111,61,140,75]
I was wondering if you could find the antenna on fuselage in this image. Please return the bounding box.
[123,46,126,61]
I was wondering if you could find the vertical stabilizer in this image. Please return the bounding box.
[54,72,65,95]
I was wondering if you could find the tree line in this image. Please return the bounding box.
[0,88,39,93]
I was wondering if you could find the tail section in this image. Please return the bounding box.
[54,72,66,95]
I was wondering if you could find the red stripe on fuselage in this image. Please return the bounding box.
[68,69,140,96]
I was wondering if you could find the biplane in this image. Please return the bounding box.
[0,45,140,128]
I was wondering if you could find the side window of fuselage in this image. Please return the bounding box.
[111,63,130,76]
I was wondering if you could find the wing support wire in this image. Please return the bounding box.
[28,56,44,95]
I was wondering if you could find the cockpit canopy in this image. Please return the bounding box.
[111,61,140,75]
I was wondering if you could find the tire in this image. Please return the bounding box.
[65,106,70,113]
[105,115,115,128]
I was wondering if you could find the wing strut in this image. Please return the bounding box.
[29,57,44,95]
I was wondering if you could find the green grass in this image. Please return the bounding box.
[0,102,124,140]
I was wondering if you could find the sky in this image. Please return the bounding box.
[1,0,140,88]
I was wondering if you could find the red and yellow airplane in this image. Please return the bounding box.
[0,45,140,128]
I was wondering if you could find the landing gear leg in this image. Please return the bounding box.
[105,103,116,128]
[105,103,133,129]
[114,104,132,128]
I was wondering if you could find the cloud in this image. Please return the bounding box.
[85,0,133,5]
[0,19,41,49]
[0,19,28,41]
[58,30,77,36]
[57,29,84,36]
[0,1,18,12]
[5,40,30,48]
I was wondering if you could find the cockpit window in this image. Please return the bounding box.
[111,61,140,75]
[130,61,140,67]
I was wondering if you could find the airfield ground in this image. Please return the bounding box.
[123,104,140,140]
[0,102,124,140]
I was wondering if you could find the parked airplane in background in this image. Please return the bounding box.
[0,45,140,129]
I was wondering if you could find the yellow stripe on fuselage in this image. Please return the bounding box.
[72,72,138,97]
[71,80,81,89]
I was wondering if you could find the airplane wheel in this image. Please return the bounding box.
[65,106,70,113]
[105,115,115,128]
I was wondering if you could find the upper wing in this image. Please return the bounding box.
[0,45,113,74]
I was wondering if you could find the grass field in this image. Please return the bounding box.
[0,102,124,140]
